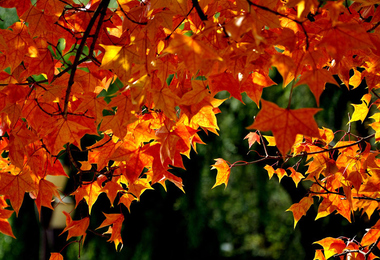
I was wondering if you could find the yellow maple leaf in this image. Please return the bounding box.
[348,93,371,124]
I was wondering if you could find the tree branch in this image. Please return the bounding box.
[63,0,110,119]
[192,0,207,21]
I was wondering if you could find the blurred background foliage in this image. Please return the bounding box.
[0,3,378,260]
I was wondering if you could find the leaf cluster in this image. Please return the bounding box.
[1,0,380,259]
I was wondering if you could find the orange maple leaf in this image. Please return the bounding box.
[110,136,152,184]
[35,178,61,216]
[101,180,124,207]
[361,228,380,247]
[264,165,287,182]
[87,134,119,171]
[98,92,138,138]
[72,180,102,214]
[211,158,231,189]
[241,70,276,107]
[118,193,137,212]
[60,211,89,242]
[317,22,374,62]
[162,33,223,74]
[286,196,313,228]
[287,167,304,188]
[271,54,297,88]
[151,87,181,121]
[248,100,321,156]
[316,193,351,222]
[244,132,261,148]
[208,72,244,103]
[313,237,346,259]
[44,116,95,155]
[313,249,326,260]
[49,253,63,260]
[97,213,124,251]
[1,22,35,73]
[128,178,153,200]
[0,166,37,216]
[295,69,336,106]
[0,208,15,238]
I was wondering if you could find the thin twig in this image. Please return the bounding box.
[117,1,148,25]
[165,6,195,40]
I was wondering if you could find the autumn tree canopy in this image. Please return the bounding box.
[1,0,380,258]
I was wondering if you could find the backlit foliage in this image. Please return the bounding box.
[0,0,380,259]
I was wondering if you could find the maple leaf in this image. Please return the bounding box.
[208,72,244,103]
[287,167,304,187]
[349,69,362,89]
[186,99,222,135]
[21,6,59,39]
[151,87,181,120]
[128,178,153,200]
[313,237,346,259]
[317,22,375,62]
[244,132,261,148]
[148,154,185,192]
[349,93,371,124]
[211,158,231,189]
[1,22,36,73]
[286,196,313,228]
[0,0,31,17]
[87,134,119,171]
[72,180,102,214]
[74,92,108,125]
[99,44,140,83]
[118,193,137,212]
[316,193,351,222]
[101,180,124,207]
[60,211,90,242]
[35,178,61,216]
[286,0,320,18]
[264,165,287,182]
[295,69,337,106]
[271,54,297,88]
[110,136,152,184]
[98,92,138,138]
[97,213,124,251]
[23,38,55,82]
[0,165,37,216]
[162,33,223,74]
[0,208,15,238]
[361,228,380,247]
[240,70,276,107]
[155,121,188,165]
[43,116,95,155]
[49,253,64,260]
[263,135,276,146]
[313,249,326,260]
[179,79,210,107]
[247,100,321,156]
[8,124,39,168]
[36,0,71,17]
